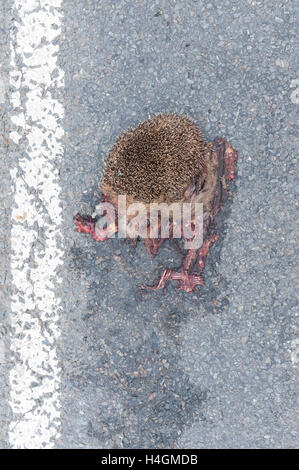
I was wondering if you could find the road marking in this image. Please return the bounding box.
[9,0,64,448]
[0,70,5,103]
[290,338,299,366]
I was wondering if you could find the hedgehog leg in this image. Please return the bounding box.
[142,249,204,293]
[170,269,204,292]
[212,137,237,179]
[141,268,204,293]
[191,138,237,273]
[142,268,175,290]
[145,238,167,256]
[74,213,116,242]
[222,139,238,182]
[194,231,219,275]
[145,219,174,255]
[74,214,101,241]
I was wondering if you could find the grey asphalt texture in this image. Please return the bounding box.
[0,0,298,448]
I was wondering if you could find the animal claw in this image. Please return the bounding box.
[142,268,204,293]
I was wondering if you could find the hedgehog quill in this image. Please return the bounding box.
[74,114,237,293]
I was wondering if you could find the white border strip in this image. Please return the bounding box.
[9,0,64,448]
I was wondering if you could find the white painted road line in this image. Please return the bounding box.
[9,0,64,448]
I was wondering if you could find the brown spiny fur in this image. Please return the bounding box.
[101,113,209,204]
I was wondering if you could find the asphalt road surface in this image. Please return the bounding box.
[0,0,298,448]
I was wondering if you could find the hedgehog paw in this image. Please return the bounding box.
[142,269,204,293]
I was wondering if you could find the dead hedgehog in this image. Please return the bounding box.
[74,113,237,293]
